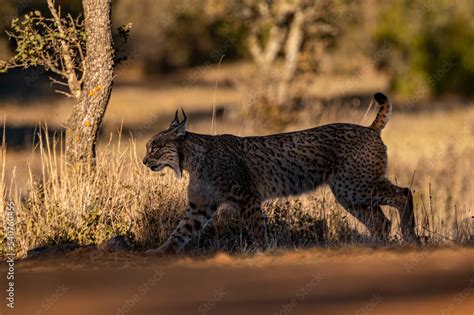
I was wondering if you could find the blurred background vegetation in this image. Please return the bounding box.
[1,0,473,101]
[374,0,474,98]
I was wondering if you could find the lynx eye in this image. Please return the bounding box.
[152,141,166,152]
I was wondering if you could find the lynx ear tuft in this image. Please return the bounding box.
[175,108,187,136]
[169,110,180,128]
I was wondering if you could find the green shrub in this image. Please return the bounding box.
[114,0,247,73]
[154,11,247,71]
[374,0,474,98]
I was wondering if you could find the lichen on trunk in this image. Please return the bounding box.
[66,0,114,166]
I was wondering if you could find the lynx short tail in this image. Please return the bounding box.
[370,92,392,131]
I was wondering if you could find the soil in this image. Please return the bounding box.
[2,247,474,315]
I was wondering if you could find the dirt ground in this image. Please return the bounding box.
[1,247,473,315]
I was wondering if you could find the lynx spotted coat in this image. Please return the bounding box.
[143,93,417,253]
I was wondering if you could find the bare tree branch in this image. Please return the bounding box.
[54,89,75,98]
[50,76,69,87]
[47,0,82,99]
[277,10,304,106]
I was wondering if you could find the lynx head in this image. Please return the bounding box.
[143,109,187,178]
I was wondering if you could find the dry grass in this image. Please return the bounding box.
[0,97,473,257]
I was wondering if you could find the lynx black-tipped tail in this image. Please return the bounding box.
[370,92,392,131]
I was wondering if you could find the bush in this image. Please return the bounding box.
[114,0,247,73]
[374,0,474,98]
[151,11,247,72]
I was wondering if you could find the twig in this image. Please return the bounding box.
[361,99,374,124]
[50,76,69,87]
[421,226,458,243]
[54,89,75,98]
[211,55,225,135]
[409,170,416,189]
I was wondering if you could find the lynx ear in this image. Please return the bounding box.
[169,110,180,128]
[175,108,187,136]
[166,108,187,137]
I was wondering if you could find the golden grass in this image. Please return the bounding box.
[0,101,473,257]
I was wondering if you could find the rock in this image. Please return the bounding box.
[99,235,131,252]
[27,242,79,259]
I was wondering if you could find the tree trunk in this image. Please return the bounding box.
[66,0,114,166]
[276,11,304,107]
[248,23,286,74]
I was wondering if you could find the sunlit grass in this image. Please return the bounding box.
[0,104,473,257]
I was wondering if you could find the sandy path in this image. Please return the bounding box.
[2,247,474,315]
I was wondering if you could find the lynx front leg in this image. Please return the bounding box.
[150,202,217,254]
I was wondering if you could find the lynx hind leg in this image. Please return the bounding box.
[377,181,418,242]
[240,197,269,248]
[343,204,392,241]
[330,180,391,241]
[154,202,217,254]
